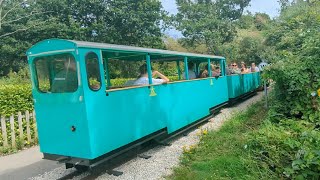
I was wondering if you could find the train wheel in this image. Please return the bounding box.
[74,165,89,172]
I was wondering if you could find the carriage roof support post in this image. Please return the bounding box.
[176,60,181,80]
[207,58,212,77]
[146,54,153,85]
[220,59,225,76]
[195,62,200,77]
[184,57,189,80]
[104,57,111,89]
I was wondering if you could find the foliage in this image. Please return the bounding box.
[164,37,188,52]
[220,35,265,64]
[169,101,274,179]
[0,84,33,116]
[264,0,320,121]
[0,66,31,85]
[254,13,271,31]
[237,13,255,29]
[237,12,271,31]
[0,0,167,77]
[173,0,251,54]
[249,119,320,179]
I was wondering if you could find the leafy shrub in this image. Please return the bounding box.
[0,84,33,116]
[264,1,320,121]
[249,119,320,179]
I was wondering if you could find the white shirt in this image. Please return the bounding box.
[182,70,196,79]
[133,77,164,85]
[124,80,136,86]
[251,67,260,72]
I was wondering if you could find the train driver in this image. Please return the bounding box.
[51,58,78,92]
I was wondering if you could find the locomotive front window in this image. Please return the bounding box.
[34,53,78,93]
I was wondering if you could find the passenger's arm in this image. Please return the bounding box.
[153,71,170,82]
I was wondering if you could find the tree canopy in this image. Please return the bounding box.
[173,0,250,55]
[0,0,166,76]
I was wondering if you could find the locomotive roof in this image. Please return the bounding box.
[27,39,225,61]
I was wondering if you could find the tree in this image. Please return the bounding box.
[173,0,251,55]
[237,12,254,29]
[0,0,167,76]
[0,0,53,75]
[254,13,270,31]
[0,0,51,38]
[278,0,290,10]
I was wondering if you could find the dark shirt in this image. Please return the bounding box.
[51,70,78,93]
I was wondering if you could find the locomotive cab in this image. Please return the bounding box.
[27,40,96,160]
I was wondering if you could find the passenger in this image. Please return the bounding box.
[51,59,78,92]
[133,65,170,85]
[199,69,209,78]
[182,62,196,79]
[240,62,249,74]
[212,66,221,77]
[230,62,241,74]
[199,64,214,78]
[124,79,136,86]
[251,63,260,72]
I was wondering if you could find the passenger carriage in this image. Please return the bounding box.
[27,39,260,169]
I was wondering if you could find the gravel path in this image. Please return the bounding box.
[29,92,264,180]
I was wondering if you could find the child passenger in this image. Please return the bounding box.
[133,65,170,85]
[199,64,214,78]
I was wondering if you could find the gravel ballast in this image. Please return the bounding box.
[30,92,264,180]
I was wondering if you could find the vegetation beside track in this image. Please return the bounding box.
[169,101,274,180]
[169,96,320,179]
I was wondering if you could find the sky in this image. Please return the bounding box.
[161,0,281,38]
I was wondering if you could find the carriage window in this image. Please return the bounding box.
[34,53,78,93]
[86,52,101,91]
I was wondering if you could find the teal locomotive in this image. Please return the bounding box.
[27,39,260,170]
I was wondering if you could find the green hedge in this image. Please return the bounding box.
[0,84,33,116]
[249,119,320,179]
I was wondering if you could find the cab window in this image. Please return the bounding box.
[34,53,78,93]
[85,52,101,91]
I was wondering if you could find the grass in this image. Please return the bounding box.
[168,101,277,180]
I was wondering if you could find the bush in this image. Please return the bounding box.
[249,119,320,179]
[0,84,33,116]
[264,1,320,121]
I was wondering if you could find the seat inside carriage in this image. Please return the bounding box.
[27,39,261,167]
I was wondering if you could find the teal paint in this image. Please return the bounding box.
[27,39,260,160]
[227,72,260,99]
[29,52,92,158]
[227,74,242,98]
[220,59,225,76]
[105,57,111,88]
[146,54,152,85]
[184,57,189,80]
[165,77,229,133]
